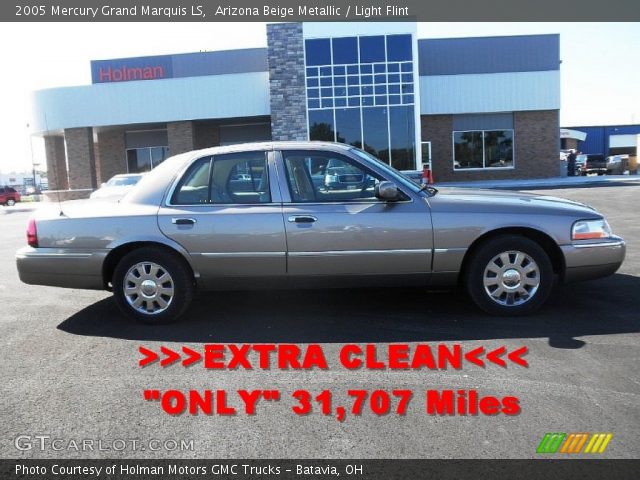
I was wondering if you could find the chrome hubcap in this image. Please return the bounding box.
[124,262,174,315]
[483,250,540,307]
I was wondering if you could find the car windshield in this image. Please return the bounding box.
[106,175,142,187]
[350,148,422,194]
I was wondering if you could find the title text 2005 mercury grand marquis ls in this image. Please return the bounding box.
[16,142,625,324]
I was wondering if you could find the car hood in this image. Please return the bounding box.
[429,187,599,217]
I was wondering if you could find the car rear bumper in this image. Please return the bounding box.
[16,246,108,290]
[561,237,625,283]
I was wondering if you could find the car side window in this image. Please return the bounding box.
[211,151,270,204]
[281,150,385,203]
[171,157,212,205]
[171,152,270,205]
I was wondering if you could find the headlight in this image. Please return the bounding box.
[572,219,612,240]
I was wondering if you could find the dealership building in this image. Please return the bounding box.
[31,22,561,199]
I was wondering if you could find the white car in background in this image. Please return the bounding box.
[90,174,144,201]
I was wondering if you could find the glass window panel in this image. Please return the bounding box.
[362,96,374,106]
[333,65,345,76]
[402,73,414,83]
[387,34,413,62]
[389,106,416,170]
[359,36,385,63]
[347,65,359,74]
[362,107,390,162]
[127,149,151,173]
[332,37,358,64]
[150,146,169,168]
[454,131,483,169]
[322,98,334,108]
[308,88,319,98]
[306,67,318,77]
[335,98,347,107]
[348,86,360,96]
[360,64,373,74]
[361,74,373,85]
[171,157,211,204]
[388,74,400,83]
[320,66,332,76]
[308,110,335,141]
[389,95,401,105]
[375,74,386,84]
[321,87,332,97]
[348,97,361,107]
[334,76,346,86]
[320,77,332,87]
[215,152,270,204]
[347,75,360,86]
[374,64,386,73]
[401,84,414,94]
[375,85,387,95]
[305,39,331,66]
[307,78,319,88]
[388,63,400,73]
[375,95,387,105]
[335,108,362,147]
[401,62,413,72]
[402,94,414,104]
[389,84,401,94]
[308,99,320,109]
[484,130,514,168]
[334,86,347,97]
[361,85,374,95]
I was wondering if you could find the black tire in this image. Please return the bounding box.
[465,235,553,316]
[112,247,194,324]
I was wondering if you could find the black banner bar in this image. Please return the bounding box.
[2,459,640,480]
[4,0,640,22]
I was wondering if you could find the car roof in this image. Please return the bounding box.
[184,141,353,158]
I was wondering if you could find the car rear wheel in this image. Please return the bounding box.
[466,235,553,316]
[7,199,15,206]
[113,247,194,324]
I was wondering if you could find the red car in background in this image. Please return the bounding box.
[0,186,21,206]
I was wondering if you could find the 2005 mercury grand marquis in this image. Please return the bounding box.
[16,142,625,323]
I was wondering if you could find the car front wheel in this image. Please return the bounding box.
[7,199,15,206]
[113,247,194,324]
[465,235,553,316]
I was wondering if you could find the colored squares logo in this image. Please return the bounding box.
[537,433,613,454]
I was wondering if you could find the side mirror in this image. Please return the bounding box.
[375,181,400,202]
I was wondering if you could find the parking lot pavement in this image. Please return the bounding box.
[1,185,639,459]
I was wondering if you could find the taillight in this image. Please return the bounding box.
[27,218,38,247]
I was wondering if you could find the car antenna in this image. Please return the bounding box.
[43,113,65,216]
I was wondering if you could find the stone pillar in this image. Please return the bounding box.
[43,135,68,190]
[97,128,126,183]
[64,127,97,190]
[267,23,307,141]
[167,121,196,155]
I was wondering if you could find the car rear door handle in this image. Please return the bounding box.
[288,215,317,224]
[172,218,196,225]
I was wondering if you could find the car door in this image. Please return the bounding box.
[158,149,287,288]
[277,149,433,278]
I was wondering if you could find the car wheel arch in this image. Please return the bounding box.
[457,227,565,287]
[102,241,196,291]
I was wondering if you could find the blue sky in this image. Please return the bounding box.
[0,22,638,174]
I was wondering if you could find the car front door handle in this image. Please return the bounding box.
[172,218,197,225]
[288,215,318,224]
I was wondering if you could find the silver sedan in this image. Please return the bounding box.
[16,142,625,324]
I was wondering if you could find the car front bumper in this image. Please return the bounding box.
[561,236,626,283]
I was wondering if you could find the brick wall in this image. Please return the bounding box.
[422,110,559,182]
[267,23,307,141]
[43,135,68,190]
[167,121,196,155]
[97,128,126,183]
[64,127,97,190]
